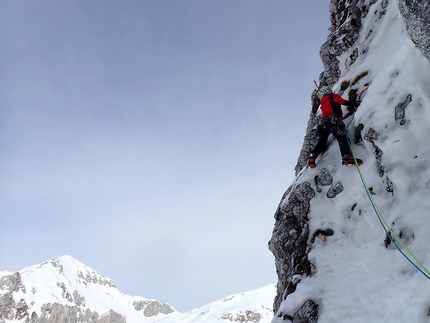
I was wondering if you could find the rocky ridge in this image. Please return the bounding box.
[269,0,430,321]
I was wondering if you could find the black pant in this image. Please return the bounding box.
[311,115,351,157]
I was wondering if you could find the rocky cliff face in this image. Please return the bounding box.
[399,0,430,61]
[269,0,430,321]
[294,0,378,175]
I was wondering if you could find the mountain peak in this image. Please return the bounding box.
[1,257,275,323]
[0,256,177,322]
[30,255,118,290]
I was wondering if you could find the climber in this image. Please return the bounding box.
[308,86,362,168]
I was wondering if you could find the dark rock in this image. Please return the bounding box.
[221,310,262,322]
[0,292,15,321]
[292,299,319,323]
[394,94,413,125]
[363,127,379,143]
[0,272,26,293]
[386,176,394,194]
[143,300,175,317]
[268,182,315,312]
[354,123,364,145]
[294,113,321,175]
[364,128,385,176]
[317,168,334,186]
[326,182,344,198]
[321,0,376,86]
[310,229,335,243]
[399,0,430,61]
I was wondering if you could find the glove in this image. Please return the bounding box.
[354,100,361,107]
[347,106,356,113]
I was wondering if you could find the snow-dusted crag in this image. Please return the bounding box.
[399,0,430,61]
[0,256,174,323]
[0,256,275,323]
[269,0,430,322]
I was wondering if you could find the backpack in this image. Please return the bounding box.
[327,94,342,116]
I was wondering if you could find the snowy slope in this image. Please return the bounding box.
[158,285,275,323]
[274,1,430,322]
[0,255,275,323]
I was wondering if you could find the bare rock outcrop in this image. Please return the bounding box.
[399,0,430,61]
[268,182,315,312]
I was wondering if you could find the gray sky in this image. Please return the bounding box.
[1,0,330,312]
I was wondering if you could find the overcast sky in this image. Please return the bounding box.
[1,0,330,312]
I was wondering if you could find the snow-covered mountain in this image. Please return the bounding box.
[0,255,275,323]
[270,0,430,322]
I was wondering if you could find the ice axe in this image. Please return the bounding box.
[313,80,320,91]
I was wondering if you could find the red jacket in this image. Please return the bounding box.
[320,94,348,119]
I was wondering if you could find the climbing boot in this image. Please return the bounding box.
[308,153,317,168]
[342,154,362,166]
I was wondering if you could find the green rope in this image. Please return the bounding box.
[348,139,430,279]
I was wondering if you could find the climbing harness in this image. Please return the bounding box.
[347,138,430,280]
[322,115,342,128]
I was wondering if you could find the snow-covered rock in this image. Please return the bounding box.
[0,255,174,323]
[0,255,275,323]
[270,0,430,322]
[161,285,275,323]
